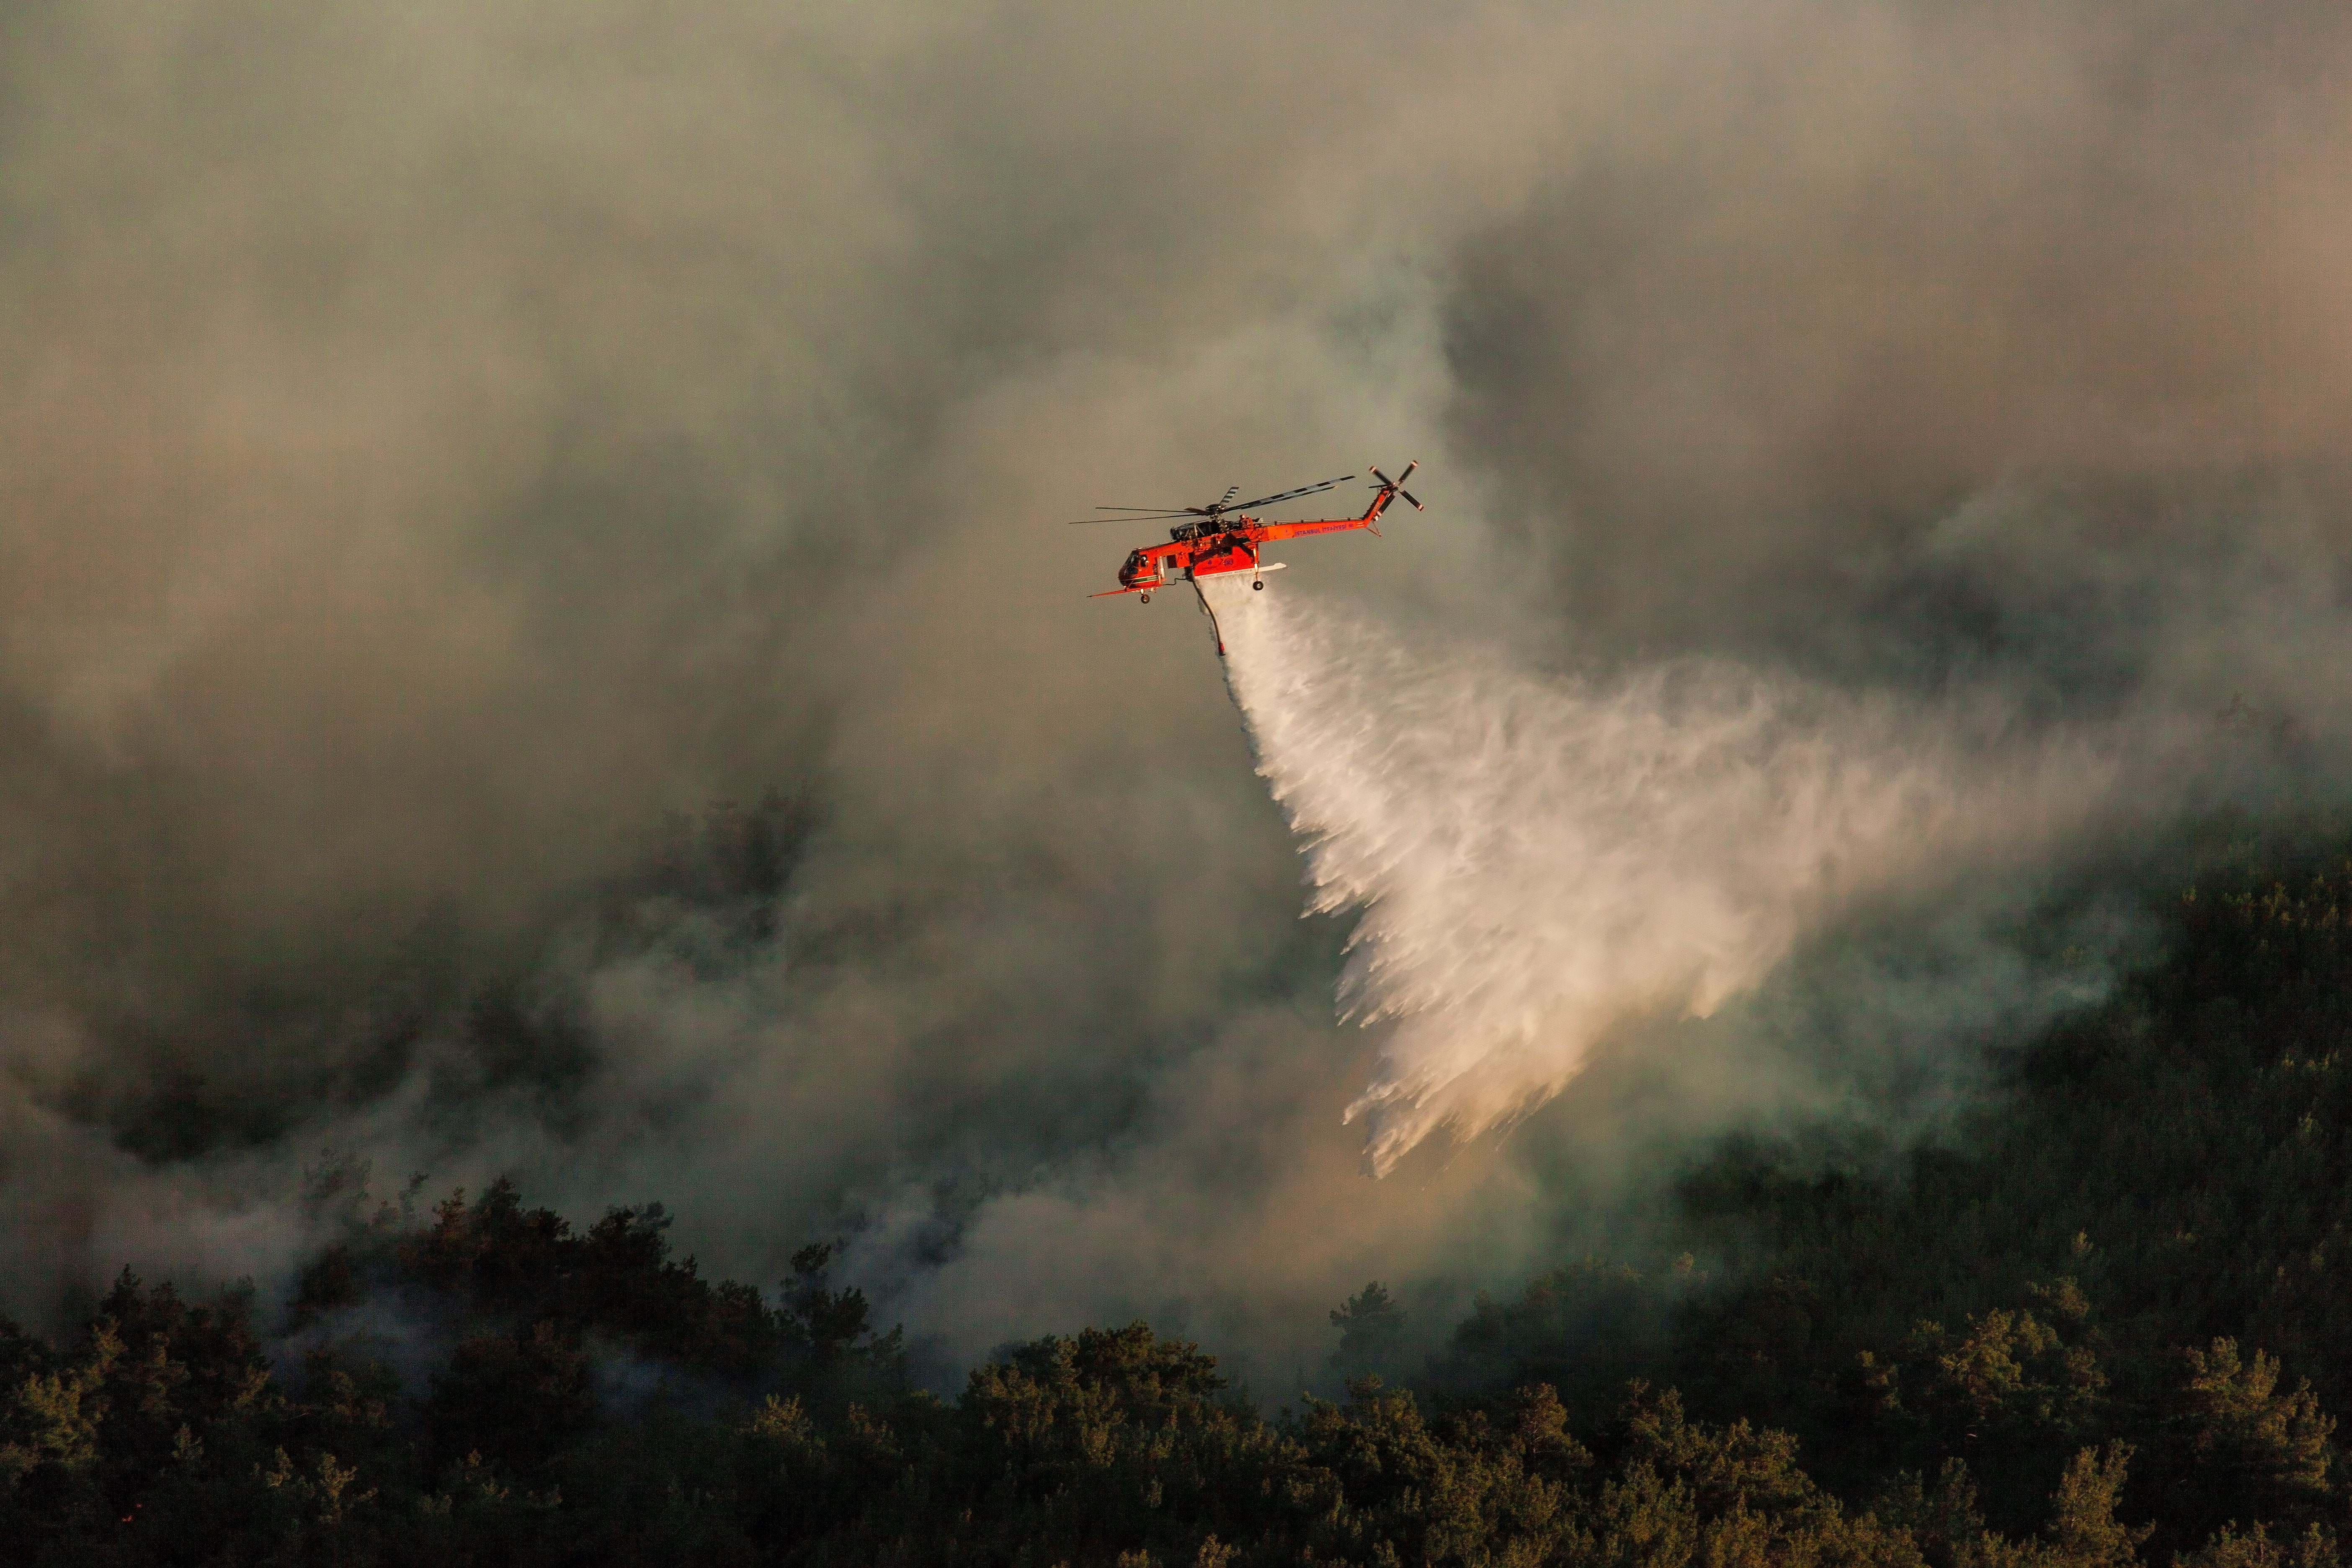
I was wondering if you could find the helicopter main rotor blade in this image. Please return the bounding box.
[1066,512,1197,524]
[1226,473,1354,513]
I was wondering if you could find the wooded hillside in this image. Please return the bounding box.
[9,841,2352,1565]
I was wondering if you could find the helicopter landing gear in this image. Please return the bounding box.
[1252,579,1264,591]
[1140,592,1151,603]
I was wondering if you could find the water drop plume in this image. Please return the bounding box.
[1205,578,2103,1174]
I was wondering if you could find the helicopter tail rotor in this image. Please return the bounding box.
[1369,461,1424,511]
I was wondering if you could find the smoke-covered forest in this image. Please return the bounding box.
[13,1,2352,1563]
[7,821,2352,1565]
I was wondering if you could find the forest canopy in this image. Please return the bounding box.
[8,837,2352,1564]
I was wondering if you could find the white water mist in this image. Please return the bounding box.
[1204,577,2105,1174]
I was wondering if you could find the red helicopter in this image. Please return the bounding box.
[1072,463,1424,651]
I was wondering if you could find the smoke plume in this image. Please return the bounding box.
[4,0,2352,1382]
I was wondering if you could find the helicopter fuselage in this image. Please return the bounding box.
[1107,505,1396,595]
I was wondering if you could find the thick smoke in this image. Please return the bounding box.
[3,0,2352,1382]
[1210,579,2112,1174]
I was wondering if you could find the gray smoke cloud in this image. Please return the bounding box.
[3,0,2351,1385]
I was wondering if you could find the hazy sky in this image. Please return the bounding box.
[4,0,2350,1383]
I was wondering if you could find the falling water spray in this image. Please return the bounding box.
[1201,577,2108,1174]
